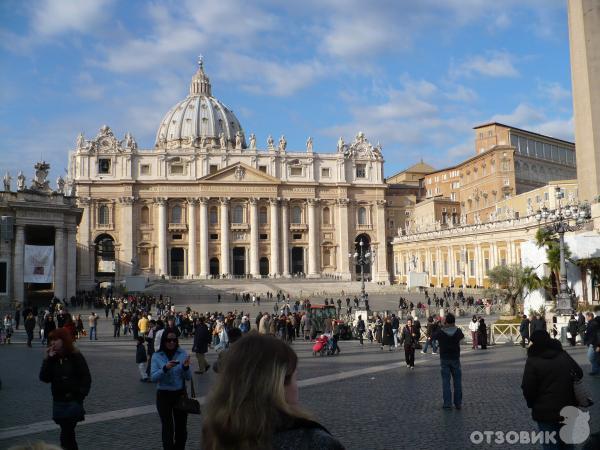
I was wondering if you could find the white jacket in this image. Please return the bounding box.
[468,320,479,332]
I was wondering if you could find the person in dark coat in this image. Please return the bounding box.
[530,314,546,335]
[136,336,148,382]
[43,315,57,346]
[521,330,583,447]
[567,315,579,346]
[399,319,418,368]
[519,315,530,348]
[478,317,487,350]
[25,312,37,347]
[381,318,395,351]
[40,327,91,450]
[192,317,211,374]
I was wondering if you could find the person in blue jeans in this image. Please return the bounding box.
[433,313,464,410]
[583,312,600,375]
[422,316,439,354]
[88,312,98,341]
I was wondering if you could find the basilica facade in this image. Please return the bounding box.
[70,61,389,289]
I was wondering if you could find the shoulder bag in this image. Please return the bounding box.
[175,376,201,414]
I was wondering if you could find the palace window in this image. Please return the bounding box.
[322,207,331,225]
[292,206,302,224]
[209,207,218,225]
[259,207,268,225]
[357,207,368,225]
[98,204,110,226]
[321,168,331,178]
[258,165,267,173]
[260,233,268,240]
[141,206,150,225]
[139,248,150,269]
[171,205,183,224]
[355,164,366,179]
[290,167,303,176]
[323,248,331,266]
[210,233,219,240]
[209,164,219,174]
[170,164,184,175]
[98,159,111,174]
[233,205,244,224]
[140,164,150,175]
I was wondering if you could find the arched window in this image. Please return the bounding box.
[323,247,331,266]
[358,207,367,225]
[233,205,244,224]
[259,207,268,225]
[141,206,150,225]
[292,206,302,224]
[209,206,218,225]
[98,205,110,225]
[322,207,331,225]
[171,205,183,224]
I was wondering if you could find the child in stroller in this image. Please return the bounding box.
[312,334,337,356]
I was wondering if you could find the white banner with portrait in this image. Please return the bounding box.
[24,245,54,283]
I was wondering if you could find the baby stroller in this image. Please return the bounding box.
[312,334,329,356]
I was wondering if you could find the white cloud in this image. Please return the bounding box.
[492,103,544,125]
[532,118,574,142]
[491,103,573,141]
[73,72,105,100]
[444,84,478,102]
[451,51,519,78]
[32,0,114,37]
[537,80,571,102]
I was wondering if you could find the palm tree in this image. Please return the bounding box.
[486,264,548,316]
[535,227,571,295]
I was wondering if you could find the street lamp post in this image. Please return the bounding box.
[535,187,592,315]
[349,239,375,307]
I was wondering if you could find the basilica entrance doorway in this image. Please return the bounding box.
[209,258,219,277]
[291,247,304,276]
[170,248,185,277]
[232,247,245,276]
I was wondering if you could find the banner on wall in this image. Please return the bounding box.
[24,245,54,283]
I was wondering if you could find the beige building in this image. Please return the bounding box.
[568,0,600,203]
[1,163,82,308]
[422,123,577,225]
[70,61,389,289]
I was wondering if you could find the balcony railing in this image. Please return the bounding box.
[168,223,188,231]
[289,223,308,231]
[231,223,250,231]
[356,224,372,231]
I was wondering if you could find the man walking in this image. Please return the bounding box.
[391,314,400,348]
[433,313,464,410]
[519,315,530,348]
[192,317,211,374]
[88,312,98,340]
[583,312,600,376]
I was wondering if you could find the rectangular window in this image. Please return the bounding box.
[292,233,302,240]
[355,164,366,178]
[140,164,151,175]
[209,164,219,174]
[450,193,457,201]
[321,168,331,178]
[258,165,267,173]
[484,258,490,273]
[172,234,182,240]
[210,233,218,240]
[170,164,184,175]
[543,143,551,159]
[469,259,475,276]
[260,233,268,240]
[0,261,6,293]
[98,159,111,174]
[290,167,303,176]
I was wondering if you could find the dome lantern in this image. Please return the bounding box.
[190,55,211,96]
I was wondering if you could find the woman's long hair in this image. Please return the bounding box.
[202,332,311,450]
[47,327,76,354]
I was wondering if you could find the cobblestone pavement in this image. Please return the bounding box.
[0,284,597,450]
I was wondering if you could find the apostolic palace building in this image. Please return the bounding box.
[70,61,390,289]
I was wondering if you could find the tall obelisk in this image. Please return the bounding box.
[568,0,600,203]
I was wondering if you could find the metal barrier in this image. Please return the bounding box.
[490,324,522,345]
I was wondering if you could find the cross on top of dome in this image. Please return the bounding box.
[190,55,211,96]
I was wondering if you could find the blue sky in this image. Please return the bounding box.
[0,0,573,182]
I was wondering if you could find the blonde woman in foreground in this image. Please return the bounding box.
[202,332,345,450]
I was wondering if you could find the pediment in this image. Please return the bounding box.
[199,163,280,184]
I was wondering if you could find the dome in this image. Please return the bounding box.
[155,58,246,149]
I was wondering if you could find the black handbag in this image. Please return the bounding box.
[175,377,201,415]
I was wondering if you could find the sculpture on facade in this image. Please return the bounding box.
[17,171,25,191]
[31,161,51,192]
[278,135,287,152]
[249,133,256,150]
[234,165,246,181]
[306,136,313,152]
[235,131,243,150]
[267,135,275,150]
[124,132,137,150]
[76,132,85,150]
[219,132,226,149]
[3,172,11,191]
[56,176,65,194]
[337,136,345,153]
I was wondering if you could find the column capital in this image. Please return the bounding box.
[376,199,387,207]
[219,197,230,206]
[337,198,350,207]
[186,197,199,206]
[198,197,209,205]
[307,198,320,206]
[118,196,137,205]
[78,196,92,206]
[280,198,290,207]
[154,197,168,206]
[269,198,279,207]
[248,197,258,206]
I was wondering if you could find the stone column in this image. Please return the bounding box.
[13,225,25,304]
[54,227,67,301]
[269,198,279,277]
[436,247,443,287]
[66,228,77,298]
[119,196,135,276]
[475,244,483,287]
[220,198,230,277]
[375,200,388,283]
[281,199,290,277]
[337,198,351,280]
[307,199,319,278]
[187,198,198,278]
[199,197,209,278]
[490,242,498,268]
[77,197,92,279]
[156,198,168,276]
[249,198,260,277]
[448,247,456,286]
